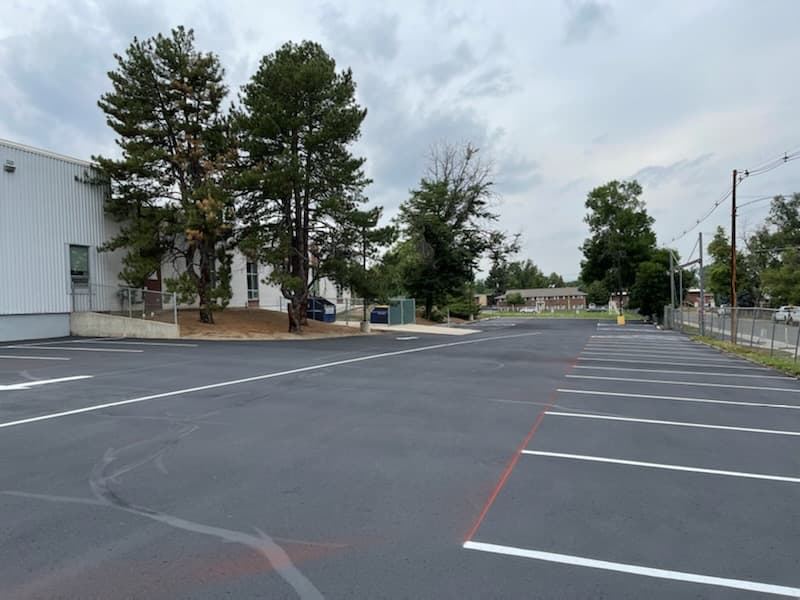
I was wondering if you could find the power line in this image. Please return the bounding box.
[669,148,800,244]
[737,192,797,210]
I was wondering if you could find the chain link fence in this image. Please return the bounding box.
[70,283,178,325]
[254,296,416,326]
[664,306,800,361]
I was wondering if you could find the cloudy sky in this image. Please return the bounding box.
[2,0,799,278]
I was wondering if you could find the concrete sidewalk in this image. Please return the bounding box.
[332,320,480,336]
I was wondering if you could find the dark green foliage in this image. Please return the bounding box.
[579,180,657,300]
[505,292,524,306]
[584,280,609,306]
[506,260,548,289]
[447,290,480,320]
[398,143,498,319]
[327,207,397,319]
[761,248,800,305]
[629,248,671,319]
[236,41,370,332]
[747,194,800,306]
[96,27,235,323]
[707,226,756,306]
[485,232,521,295]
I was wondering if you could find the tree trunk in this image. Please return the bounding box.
[425,294,433,320]
[198,246,214,324]
[287,300,300,333]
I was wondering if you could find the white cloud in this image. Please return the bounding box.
[1,0,799,276]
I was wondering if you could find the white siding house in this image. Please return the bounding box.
[0,139,125,341]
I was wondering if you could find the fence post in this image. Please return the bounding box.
[172,292,177,326]
[770,319,776,356]
[750,310,756,347]
[794,324,800,363]
[127,288,132,319]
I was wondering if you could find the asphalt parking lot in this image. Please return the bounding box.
[1,320,799,598]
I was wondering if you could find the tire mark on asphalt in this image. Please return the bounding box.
[86,428,326,599]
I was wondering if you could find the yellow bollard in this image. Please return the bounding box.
[617,315,625,325]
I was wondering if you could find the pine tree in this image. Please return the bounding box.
[96,27,235,324]
[236,41,370,333]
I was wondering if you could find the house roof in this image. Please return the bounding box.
[499,287,586,299]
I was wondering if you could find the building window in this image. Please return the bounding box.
[69,245,89,286]
[246,261,259,300]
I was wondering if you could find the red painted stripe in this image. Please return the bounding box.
[464,395,556,541]
[464,348,584,542]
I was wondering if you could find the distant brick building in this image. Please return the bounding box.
[684,288,715,309]
[496,287,587,311]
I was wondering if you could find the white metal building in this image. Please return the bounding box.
[0,139,124,341]
[1,138,350,341]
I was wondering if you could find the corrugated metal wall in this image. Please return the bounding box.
[0,140,124,315]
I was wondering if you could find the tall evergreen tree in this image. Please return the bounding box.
[236,41,369,333]
[96,27,235,323]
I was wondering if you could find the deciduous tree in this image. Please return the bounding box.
[398,143,498,319]
[579,180,656,312]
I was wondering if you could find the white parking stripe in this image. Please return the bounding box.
[580,351,745,363]
[573,365,789,380]
[586,342,696,353]
[588,335,696,347]
[5,337,123,346]
[0,376,92,391]
[0,331,541,430]
[556,388,800,410]
[576,357,768,371]
[522,450,800,484]
[3,346,143,353]
[0,355,70,361]
[583,345,705,353]
[545,411,800,436]
[566,374,800,393]
[463,541,800,597]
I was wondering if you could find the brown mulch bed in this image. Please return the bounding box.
[178,308,361,340]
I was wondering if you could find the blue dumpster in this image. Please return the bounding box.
[370,305,389,324]
[307,297,336,323]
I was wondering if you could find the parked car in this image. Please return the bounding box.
[519,306,538,314]
[773,306,800,322]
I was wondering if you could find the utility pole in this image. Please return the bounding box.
[669,251,676,309]
[698,231,705,337]
[731,169,738,344]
